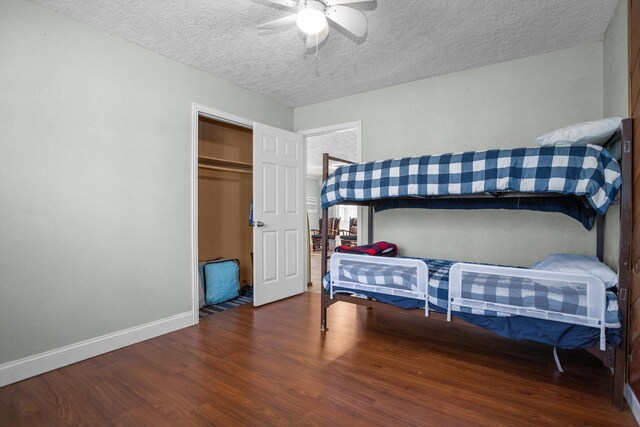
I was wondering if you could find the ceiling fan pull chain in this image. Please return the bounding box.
[314,32,320,76]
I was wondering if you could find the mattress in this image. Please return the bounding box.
[323,256,621,349]
[321,144,622,230]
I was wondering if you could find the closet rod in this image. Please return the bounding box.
[199,164,253,174]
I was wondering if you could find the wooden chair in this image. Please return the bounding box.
[339,217,358,247]
[311,217,340,251]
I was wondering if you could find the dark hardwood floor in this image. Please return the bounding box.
[308,248,331,293]
[0,292,636,426]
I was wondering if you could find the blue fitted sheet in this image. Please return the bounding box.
[329,288,621,349]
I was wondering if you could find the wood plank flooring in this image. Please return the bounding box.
[0,292,636,426]
[308,248,331,293]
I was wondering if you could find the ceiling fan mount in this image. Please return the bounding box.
[258,0,372,49]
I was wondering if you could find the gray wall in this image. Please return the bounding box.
[602,0,629,270]
[0,0,292,364]
[295,43,604,266]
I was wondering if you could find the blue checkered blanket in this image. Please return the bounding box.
[325,257,620,328]
[321,145,622,227]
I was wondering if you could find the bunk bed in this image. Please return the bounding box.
[318,119,633,410]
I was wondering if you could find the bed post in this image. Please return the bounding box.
[320,153,329,332]
[596,215,605,262]
[612,118,633,410]
[367,206,374,244]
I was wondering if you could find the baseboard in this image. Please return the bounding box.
[0,311,194,388]
[625,383,640,425]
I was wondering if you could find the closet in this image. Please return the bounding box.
[198,116,253,285]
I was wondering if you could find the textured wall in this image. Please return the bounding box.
[0,0,292,364]
[295,44,604,267]
[602,0,629,271]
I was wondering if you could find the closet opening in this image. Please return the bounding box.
[197,115,254,316]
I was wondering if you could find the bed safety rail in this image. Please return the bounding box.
[329,253,430,316]
[448,263,607,350]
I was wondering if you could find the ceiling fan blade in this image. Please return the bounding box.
[324,0,374,5]
[263,0,298,7]
[306,25,329,48]
[258,14,297,30]
[325,5,367,38]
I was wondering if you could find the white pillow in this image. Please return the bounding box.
[535,117,622,147]
[531,254,618,288]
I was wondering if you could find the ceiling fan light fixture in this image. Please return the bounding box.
[259,0,371,50]
[296,3,327,35]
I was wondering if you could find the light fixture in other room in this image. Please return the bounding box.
[296,2,327,34]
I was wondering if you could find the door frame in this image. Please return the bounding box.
[190,104,254,325]
[298,121,362,288]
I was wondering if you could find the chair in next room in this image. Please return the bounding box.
[311,217,341,251]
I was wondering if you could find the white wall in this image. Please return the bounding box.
[602,0,629,270]
[0,0,292,365]
[295,43,604,266]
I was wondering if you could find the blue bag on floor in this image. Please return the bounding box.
[199,259,240,305]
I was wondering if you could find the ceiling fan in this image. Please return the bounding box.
[258,0,373,49]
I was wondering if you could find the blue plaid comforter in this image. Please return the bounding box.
[325,257,620,329]
[321,145,622,224]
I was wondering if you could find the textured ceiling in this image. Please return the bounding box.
[307,128,358,177]
[29,0,618,107]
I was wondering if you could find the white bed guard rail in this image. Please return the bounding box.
[448,263,608,350]
[329,253,430,316]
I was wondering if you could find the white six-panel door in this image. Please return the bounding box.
[253,123,305,306]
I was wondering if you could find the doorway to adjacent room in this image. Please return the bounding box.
[300,122,361,292]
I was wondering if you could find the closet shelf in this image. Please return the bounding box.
[198,156,252,169]
[198,156,252,174]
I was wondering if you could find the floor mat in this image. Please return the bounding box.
[199,294,253,318]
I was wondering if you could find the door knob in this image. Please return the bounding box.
[256,221,265,227]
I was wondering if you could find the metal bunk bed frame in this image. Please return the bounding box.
[318,119,633,410]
